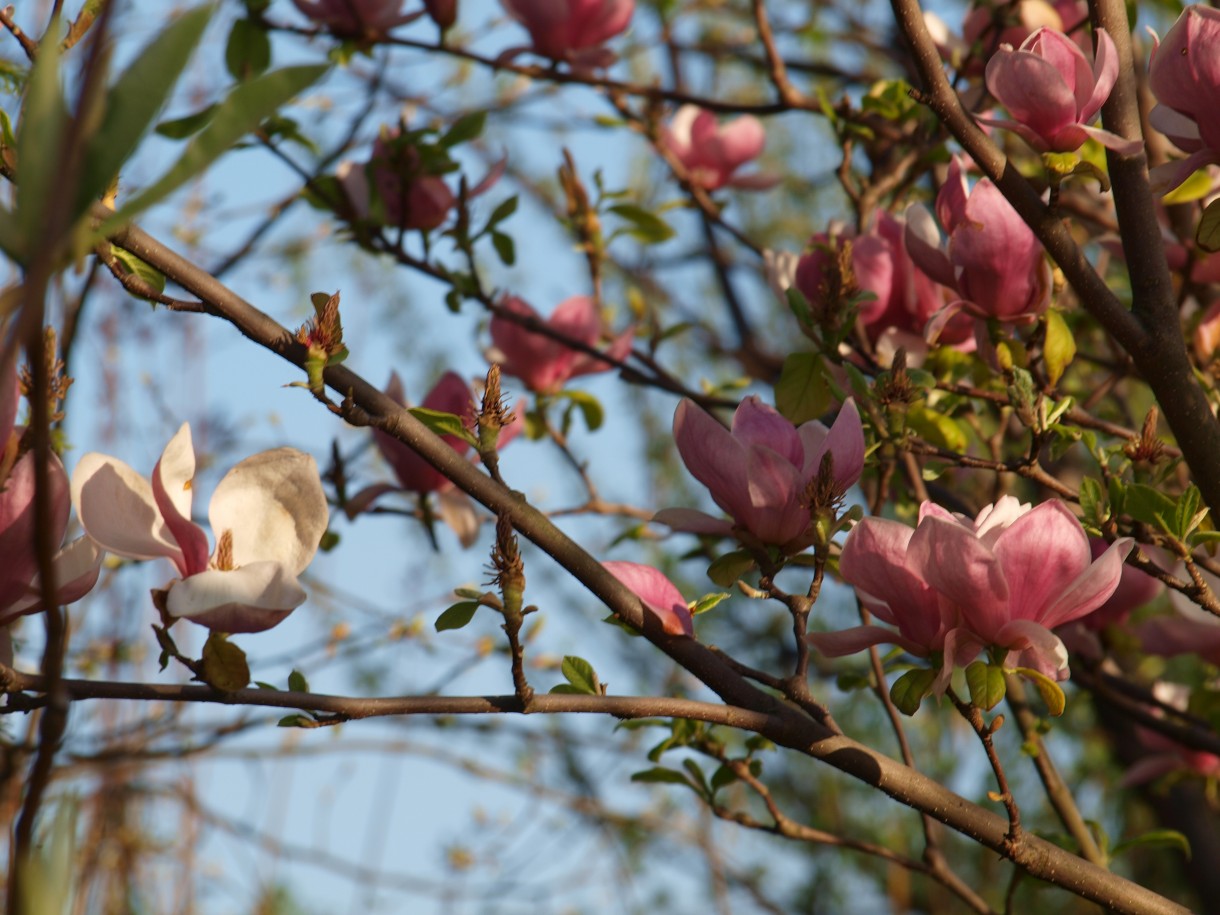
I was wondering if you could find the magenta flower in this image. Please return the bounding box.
[906,158,1051,329]
[982,28,1139,154]
[293,0,416,36]
[348,372,523,547]
[654,397,864,549]
[794,213,971,358]
[814,496,1133,684]
[603,561,693,636]
[0,361,101,629]
[1148,5,1220,192]
[489,295,633,395]
[71,424,329,634]
[501,0,633,66]
[660,106,775,192]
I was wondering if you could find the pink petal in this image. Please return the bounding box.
[152,424,210,576]
[435,487,480,548]
[733,396,803,466]
[808,624,927,658]
[993,618,1070,678]
[1081,29,1119,122]
[672,400,747,519]
[209,448,329,576]
[651,507,734,537]
[908,514,1010,640]
[904,206,957,289]
[343,482,402,518]
[740,444,806,544]
[1040,536,1133,628]
[985,47,1078,146]
[992,501,1091,624]
[603,560,692,637]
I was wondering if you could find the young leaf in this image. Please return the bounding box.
[706,550,755,588]
[1111,829,1192,861]
[440,111,486,147]
[1198,198,1220,253]
[491,230,515,266]
[409,406,478,447]
[435,600,481,632]
[110,248,166,300]
[155,104,218,139]
[1043,309,1076,387]
[225,18,272,82]
[560,655,600,695]
[14,19,68,260]
[689,591,730,615]
[965,661,1006,710]
[630,767,694,788]
[200,632,250,692]
[557,390,604,432]
[287,669,310,693]
[890,667,937,716]
[1015,667,1066,717]
[774,353,830,425]
[608,203,675,244]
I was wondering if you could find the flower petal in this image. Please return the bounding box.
[908,513,1010,640]
[733,396,803,466]
[603,560,693,637]
[152,424,210,576]
[992,500,1091,623]
[651,507,734,537]
[1040,536,1133,628]
[166,562,304,633]
[72,450,182,567]
[208,448,329,575]
[808,624,927,658]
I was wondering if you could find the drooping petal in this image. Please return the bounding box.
[435,487,480,548]
[151,424,210,576]
[165,562,304,633]
[603,560,693,637]
[672,400,748,518]
[808,624,928,658]
[72,451,184,568]
[208,448,329,575]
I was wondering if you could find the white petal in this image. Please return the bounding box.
[209,448,329,574]
[166,562,306,631]
[71,451,183,566]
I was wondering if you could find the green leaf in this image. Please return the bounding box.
[1124,483,1177,531]
[287,669,309,693]
[410,406,478,447]
[277,714,319,728]
[560,655,600,695]
[557,389,604,432]
[225,18,272,81]
[1197,198,1220,253]
[710,764,738,793]
[907,405,968,453]
[14,18,68,261]
[1015,666,1066,717]
[889,667,938,716]
[630,767,694,787]
[608,203,675,244]
[440,111,486,147]
[154,104,218,139]
[200,632,250,691]
[682,759,710,796]
[484,195,517,230]
[689,591,730,615]
[1079,476,1105,527]
[774,353,830,425]
[1043,309,1076,387]
[706,550,754,587]
[1163,168,1215,204]
[101,65,328,233]
[78,5,212,220]
[435,600,481,632]
[965,661,1006,710]
[490,230,515,265]
[1111,829,1191,861]
[110,247,166,299]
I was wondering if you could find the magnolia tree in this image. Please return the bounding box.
[2,0,1220,911]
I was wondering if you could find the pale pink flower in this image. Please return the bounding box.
[501,0,633,66]
[292,0,416,36]
[71,425,329,633]
[660,106,775,191]
[603,561,693,636]
[906,158,1052,331]
[983,28,1139,154]
[1148,5,1220,192]
[489,295,633,394]
[0,360,101,629]
[812,497,1132,685]
[654,397,864,549]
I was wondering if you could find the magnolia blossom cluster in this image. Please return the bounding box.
[659,107,773,192]
[655,397,864,551]
[811,497,1132,687]
[1148,5,1220,191]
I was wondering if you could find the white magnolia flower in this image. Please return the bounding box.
[71,424,329,633]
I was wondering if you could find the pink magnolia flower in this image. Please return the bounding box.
[926,0,1089,75]
[654,397,864,549]
[983,28,1139,154]
[1148,6,1220,192]
[489,295,633,394]
[906,158,1051,329]
[1077,538,1164,630]
[660,106,775,192]
[0,361,101,630]
[812,497,1132,685]
[794,213,972,358]
[603,561,693,636]
[71,424,330,634]
[338,127,504,232]
[501,0,633,66]
[347,372,523,547]
[292,0,416,36]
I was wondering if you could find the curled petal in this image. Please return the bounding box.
[209,448,329,575]
[734,397,803,467]
[152,423,209,576]
[166,562,306,633]
[603,561,693,637]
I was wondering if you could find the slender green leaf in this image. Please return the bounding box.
[630,767,694,787]
[410,406,478,447]
[15,20,68,260]
[491,230,515,265]
[689,591,729,615]
[78,5,212,218]
[1043,309,1076,386]
[1015,666,1067,717]
[102,65,328,232]
[608,203,675,244]
[155,104,218,139]
[1112,829,1191,861]
[225,17,271,81]
[111,247,166,299]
